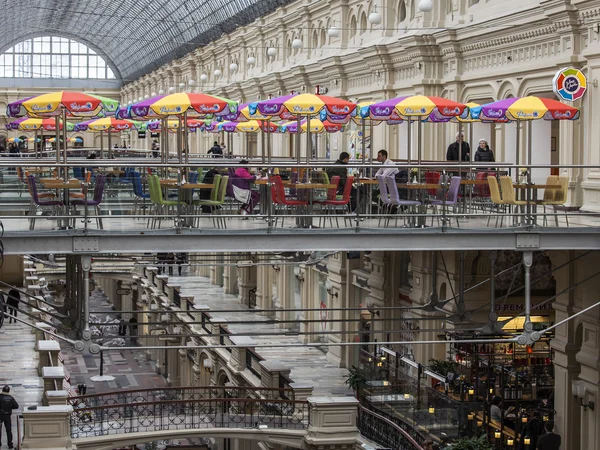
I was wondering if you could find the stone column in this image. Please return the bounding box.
[223,263,239,295]
[274,266,293,328]
[210,253,224,286]
[237,265,257,307]
[255,265,273,311]
[229,336,255,373]
[259,361,291,396]
[36,340,60,376]
[581,40,600,212]
[22,405,73,450]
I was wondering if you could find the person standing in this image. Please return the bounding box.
[208,141,223,157]
[6,290,19,324]
[474,138,495,163]
[536,421,561,450]
[446,132,470,162]
[0,385,19,449]
[151,139,160,158]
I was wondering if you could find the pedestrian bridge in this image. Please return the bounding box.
[22,386,423,450]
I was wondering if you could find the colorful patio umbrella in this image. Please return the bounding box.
[480,96,579,121]
[19,91,119,117]
[26,137,41,143]
[9,117,74,131]
[221,103,271,122]
[219,120,281,133]
[368,95,468,121]
[130,93,237,118]
[147,118,209,132]
[281,119,344,133]
[82,117,143,132]
[7,137,22,143]
[6,97,34,118]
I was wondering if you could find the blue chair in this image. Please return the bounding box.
[131,171,150,216]
[73,167,84,181]
[428,176,461,227]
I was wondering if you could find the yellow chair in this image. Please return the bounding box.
[538,175,569,227]
[499,176,533,225]
[487,176,508,228]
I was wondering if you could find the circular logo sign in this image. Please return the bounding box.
[553,67,587,101]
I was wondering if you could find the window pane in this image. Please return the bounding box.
[107,67,115,79]
[88,66,99,78]
[33,39,42,53]
[42,41,51,53]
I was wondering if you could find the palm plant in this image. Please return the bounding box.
[344,365,367,401]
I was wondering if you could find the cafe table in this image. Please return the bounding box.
[159,180,214,227]
[41,179,83,229]
[513,183,561,226]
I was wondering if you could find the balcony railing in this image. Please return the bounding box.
[357,404,424,450]
[0,158,593,236]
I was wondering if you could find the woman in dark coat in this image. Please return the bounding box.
[7,289,20,324]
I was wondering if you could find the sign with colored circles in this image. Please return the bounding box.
[553,67,587,101]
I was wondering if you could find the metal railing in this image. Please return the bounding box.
[69,391,308,439]
[0,159,593,235]
[357,405,424,450]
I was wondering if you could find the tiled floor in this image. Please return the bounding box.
[170,274,354,397]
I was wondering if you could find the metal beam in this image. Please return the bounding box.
[3,228,600,254]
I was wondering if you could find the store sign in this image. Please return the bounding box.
[137,131,146,139]
[553,67,587,101]
[494,302,553,313]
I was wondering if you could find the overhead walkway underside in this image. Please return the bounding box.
[4,228,599,254]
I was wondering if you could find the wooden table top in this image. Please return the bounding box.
[360,178,490,186]
[159,180,214,189]
[513,184,561,189]
[42,181,82,189]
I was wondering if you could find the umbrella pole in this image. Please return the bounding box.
[34,129,38,159]
[295,116,301,165]
[108,127,112,160]
[306,115,311,182]
[63,109,68,178]
[177,114,182,165]
[515,119,521,183]
[407,117,412,175]
[55,116,60,172]
[417,116,422,183]
[527,120,533,226]
[99,130,103,160]
[184,112,189,167]
[162,118,167,178]
[267,119,272,165]
[361,118,366,177]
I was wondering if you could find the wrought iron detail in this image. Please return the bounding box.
[357,405,424,450]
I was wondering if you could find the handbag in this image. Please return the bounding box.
[233,185,251,204]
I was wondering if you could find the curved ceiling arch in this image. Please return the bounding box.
[0,0,295,85]
[0,31,123,81]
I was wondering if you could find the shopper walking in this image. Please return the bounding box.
[536,421,561,450]
[0,385,19,449]
[6,290,19,324]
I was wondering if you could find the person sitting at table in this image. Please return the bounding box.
[490,396,515,428]
[198,168,220,213]
[374,149,399,177]
[234,160,261,216]
[474,138,495,163]
[446,132,470,162]
[327,151,359,212]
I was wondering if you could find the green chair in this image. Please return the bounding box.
[194,175,229,229]
[148,175,186,229]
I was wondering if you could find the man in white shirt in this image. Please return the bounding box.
[374,149,398,177]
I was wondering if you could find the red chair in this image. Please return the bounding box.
[321,176,354,227]
[474,171,494,211]
[425,172,441,197]
[271,176,307,227]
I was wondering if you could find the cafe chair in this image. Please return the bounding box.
[26,175,64,230]
[71,174,107,229]
[487,176,508,228]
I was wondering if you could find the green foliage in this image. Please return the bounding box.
[144,442,159,450]
[427,358,458,377]
[450,435,494,450]
[344,365,367,397]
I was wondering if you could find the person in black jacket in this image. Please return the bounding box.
[474,138,495,163]
[6,290,19,324]
[0,385,19,449]
[536,421,561,450]
[326,152,350,195]
[446,132,470,162]
[207,141,223,157]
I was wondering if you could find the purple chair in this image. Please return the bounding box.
[384,176,421,228]
[27,175,64,230]
[71,174,106,229]
[429,176,461,227]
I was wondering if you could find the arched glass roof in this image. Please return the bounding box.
[0,0,293,84]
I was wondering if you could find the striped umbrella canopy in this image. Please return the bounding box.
[18,91,119,117]
[480,96,579,121]
[368,95,468,121]
[9,117,74,131]
[76,117,143,132]
[253,93,356,118]
[281,119,344,134]
[218,120,281,133]
[130,92,237,119]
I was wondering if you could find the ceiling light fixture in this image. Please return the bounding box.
[418,0,433,12]
[368,4,382,25]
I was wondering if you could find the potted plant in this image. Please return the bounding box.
[428,358,458,378]
[344,365,367,401]
[450,435,494,450]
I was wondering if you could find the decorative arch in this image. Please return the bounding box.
[399,0,407,22]
[312,30,319,49]
[320,28,326,47]
[359,12,368,34]
[349,14,358,38]
[497,79,518,100]
[461,83,497,103]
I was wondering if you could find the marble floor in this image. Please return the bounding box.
[170,274,354,397]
